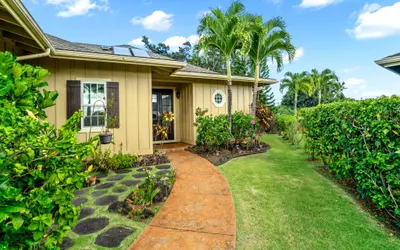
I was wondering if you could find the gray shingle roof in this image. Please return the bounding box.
[46,34,219,75]
[387,52,400,58]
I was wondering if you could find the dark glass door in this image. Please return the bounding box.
[152,89,174,141]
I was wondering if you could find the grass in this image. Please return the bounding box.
[219,134,400,250]
[66,166,168,250]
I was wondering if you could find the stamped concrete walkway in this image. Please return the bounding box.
[129,150,236,250]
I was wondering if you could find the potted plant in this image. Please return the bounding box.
[99,94,119,144]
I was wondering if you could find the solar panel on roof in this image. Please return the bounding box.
[101,45,111,50]
[131,48,150,58]
[113,46,132,56]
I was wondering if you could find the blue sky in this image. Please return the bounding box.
[23,0,400,103]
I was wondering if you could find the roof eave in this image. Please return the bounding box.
[50,50,186,68]
[171,71,277,85]
[1,0,55,52]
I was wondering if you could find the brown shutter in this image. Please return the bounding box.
[107,82,120,128]
[66,80,81,128]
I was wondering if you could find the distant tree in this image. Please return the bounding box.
[280,71,312,116]
[189,46,226,74]
[259,85,275,108]
[307,68,340,105]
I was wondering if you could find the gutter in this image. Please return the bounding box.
[16,48,51,61]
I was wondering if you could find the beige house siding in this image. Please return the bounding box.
[26,57,153,155]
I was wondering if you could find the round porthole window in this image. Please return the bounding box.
[212,90,226,107]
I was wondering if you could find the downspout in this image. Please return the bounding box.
[16,48,51,61]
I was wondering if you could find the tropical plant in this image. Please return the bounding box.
[259,85,276,109]
[153,112,175,148]
[197,1,247,132]
[307,68,340,105]
[0,52,93,249]
[279,71,312,116]
[246,16,295,116]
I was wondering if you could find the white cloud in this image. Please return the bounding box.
[344,77,365,87]
[164,35,199,51]
[131,10,173,32]
[346,2,400,39]
[298,0,342,8]
[128,37,149,47]
[343,66,361,73]
[361,91,392,98]
[283,47,304,63]
[46,0,109,17]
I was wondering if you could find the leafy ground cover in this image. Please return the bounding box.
[219,134,400,250]
[60,164,173,250]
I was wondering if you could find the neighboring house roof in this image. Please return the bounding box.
[375,51,400,76]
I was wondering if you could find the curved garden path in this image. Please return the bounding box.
[129,150,236,250]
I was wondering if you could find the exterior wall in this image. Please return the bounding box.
[25,57,153,155]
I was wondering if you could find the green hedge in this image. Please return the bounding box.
[299,96,400,223]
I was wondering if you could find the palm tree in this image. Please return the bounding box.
[308,69,339,105]
[246,16,296,117]
[280,71,312,116]
[197,1,246,132]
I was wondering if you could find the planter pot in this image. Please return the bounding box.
[99,134,112,144]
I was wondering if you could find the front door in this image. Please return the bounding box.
[152,89,174,141]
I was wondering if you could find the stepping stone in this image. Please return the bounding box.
[95,195,119,206]
[94,227,135,248]
[73,189,88,197]
[156,165,171,170]
[107,175,124,181]
[136,167,152,172]
[132,173,146,179]
[72,217,109,235]
[94,173,108,179]
[156,170,172,176]
[79,207,95,220]
[94,182,114,190]
[72,197,88,206]
[113,188,127,193]
[91,191,107,197]
[57,236,73,250]
[121,180,140,187]
[115,169,131,174]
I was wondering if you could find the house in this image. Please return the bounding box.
[0,0,276,155]
[375,52,400,75]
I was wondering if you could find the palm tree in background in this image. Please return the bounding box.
[280,71,312,116]
[246,16,295,117]
[308,68,340,105]
[197,1,246,132]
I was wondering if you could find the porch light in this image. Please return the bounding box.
[176,90,181,99]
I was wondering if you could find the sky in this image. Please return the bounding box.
[23,0,400,103]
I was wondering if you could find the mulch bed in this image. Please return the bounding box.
[132,153,169,168]
[72,217,109,235]
[95,195,119,206]
[316,166,400,236]
[186,142,270,166]
[94,227,135,248]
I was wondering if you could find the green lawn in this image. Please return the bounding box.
[219,134,400,250]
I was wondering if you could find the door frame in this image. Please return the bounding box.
[152,86,177,144]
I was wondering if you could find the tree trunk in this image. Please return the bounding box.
[251,63,260,117]
[318,89,322,105]
[294,92,298,116]
[226,57,233,133]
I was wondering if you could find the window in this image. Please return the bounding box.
[82,82,106,129]
[212,90,226,107]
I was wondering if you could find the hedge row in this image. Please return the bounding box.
[299,96,400,223]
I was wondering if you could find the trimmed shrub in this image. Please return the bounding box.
[232,111,257,145]
[275,114,302,146]
[298,96,400,223]
[0,52,93,249]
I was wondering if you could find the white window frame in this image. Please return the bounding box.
[81,81,107,130]
[212,89,226,108]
